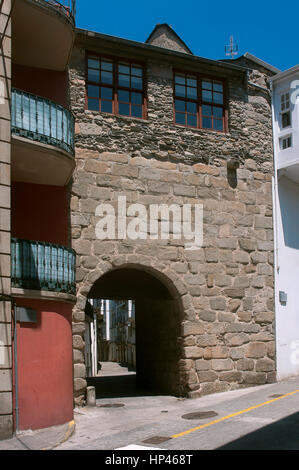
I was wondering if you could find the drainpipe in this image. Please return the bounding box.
[0,295,18,432]
[13,302,19,432]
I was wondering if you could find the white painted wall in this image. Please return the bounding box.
[274,175,299,379]
[272,71,299,170]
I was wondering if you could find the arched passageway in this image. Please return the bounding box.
[85,266,183,397]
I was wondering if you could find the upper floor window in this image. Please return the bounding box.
[280,92,291,129]
[279,135,292,150]
[86,54,146,119]
[174,72,227,132]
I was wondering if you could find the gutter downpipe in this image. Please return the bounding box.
[13,302,19,432]
[270,78,279,377]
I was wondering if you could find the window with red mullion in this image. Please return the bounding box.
[86,53,145,119]
[174,71,226,132]
[87,55,114,113]
[174,72,198,128]
[201,79,225,132]
[117,62,144,119]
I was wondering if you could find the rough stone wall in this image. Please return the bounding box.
[0,0,12,439]
[69,44,275,405]
[146,25,191,54]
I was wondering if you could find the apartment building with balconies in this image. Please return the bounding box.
[271,65,299,381]
[0,0,76,439]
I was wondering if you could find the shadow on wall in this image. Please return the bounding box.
[278,176,299,249]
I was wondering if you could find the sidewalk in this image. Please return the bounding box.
[0,419,75,450]
[1,374,299,450]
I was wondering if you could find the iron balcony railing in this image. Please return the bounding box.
[11,88,75,156]
[11,238,76,295]
[36,0,76,25]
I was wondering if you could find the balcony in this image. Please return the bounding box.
[11,88,75,186]
[12,0,76,71]
[11,238,76,297]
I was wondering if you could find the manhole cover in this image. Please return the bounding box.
[181,411,218,420]
[98,403,125,408]
[142,436,172,445]
[269,394,284,398]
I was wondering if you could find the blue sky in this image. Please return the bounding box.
[76,0,297,72]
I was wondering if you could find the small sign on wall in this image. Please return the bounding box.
[279,291,287,304]
[16,307,37,323]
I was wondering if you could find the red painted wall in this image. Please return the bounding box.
[13,298,74,431]
[11,182,69,246]
[12,64,69,108]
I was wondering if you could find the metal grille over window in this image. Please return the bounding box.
[11,88,75,155]
[11,238,76,295]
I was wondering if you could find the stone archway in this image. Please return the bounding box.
[72,258,193,404]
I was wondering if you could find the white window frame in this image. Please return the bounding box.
[279,134,292,150]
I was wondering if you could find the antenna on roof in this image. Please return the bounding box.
[225,36,238,59]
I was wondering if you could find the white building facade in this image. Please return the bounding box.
[272,65,299,380]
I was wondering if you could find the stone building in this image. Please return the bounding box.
[0,0,12,440]
[70,24,278,405]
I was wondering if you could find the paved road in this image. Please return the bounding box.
[56,374,299,450]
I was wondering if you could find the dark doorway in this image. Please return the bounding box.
[85,267,182,398]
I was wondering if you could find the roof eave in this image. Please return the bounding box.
[75,28,249,74]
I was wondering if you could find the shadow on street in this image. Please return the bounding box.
[86,374,168,399]
[217,411,299,450]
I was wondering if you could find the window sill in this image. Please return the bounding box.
[85,109,150,124]
[173,123,229,136]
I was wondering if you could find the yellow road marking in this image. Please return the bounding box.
[171,388,299,439]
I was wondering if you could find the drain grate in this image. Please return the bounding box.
[142,436,172,445]
[181,411,218,420]
[98,403,125,408]
[269,394,284,398]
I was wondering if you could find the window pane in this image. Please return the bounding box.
[101,87,113,100]
[175,74,186,85]
[175,100,185,112]
[131,105,142,118]
[132,66,142,77]
[118,90,130,102]
[175,112,186,125]
[202,117,212,128]
[175,85,186,98]
[119,102,130,116]
[88,85,99,98]
[202,105,212,116]
[88,69,100,83]
[119,64,130,74]
[213,82,223,92]
[88,58,99,69]
[202,80,212,90]
[101,100,112,113]
[131,76,143,90]
[282,111,291,128]
[213,107,223,117]
[101,61,113,71]
[187,102,197,113]
[187,114,197,127]
[131,92,142,105]
[187,77,197,87]
[119,74,130,87]
[101,71,113,84]
[214,119,223,131]
[187,87,197,99]
[202,90,212,102]
[213,92,223,104]
[88,99,99,111]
